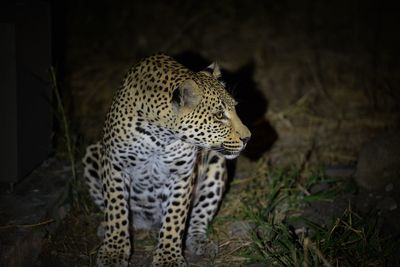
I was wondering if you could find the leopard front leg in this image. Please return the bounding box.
[186,151,227,258]
[96,156,132,267]
[152,172,196,267]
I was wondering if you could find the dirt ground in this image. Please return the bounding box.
[36,1,400,266]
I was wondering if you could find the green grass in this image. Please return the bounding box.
[237,167,398,267]
[50,67,77,183]
[50,67,91,211]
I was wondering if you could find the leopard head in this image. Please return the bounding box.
[172,63,251,159]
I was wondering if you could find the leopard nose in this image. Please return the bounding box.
[240,136,251,145]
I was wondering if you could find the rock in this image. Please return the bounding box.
[324,165,355,179]
[355,131,400,191]
[0,158,71,267]
[228,221,254,239]
[310,182,330,194]
[376,197,397,212]
[385,183,394,192]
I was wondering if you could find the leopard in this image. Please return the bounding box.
[82,53,251,267]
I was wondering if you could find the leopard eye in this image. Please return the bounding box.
[215,111,225,120]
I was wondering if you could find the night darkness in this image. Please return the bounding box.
[1,1,400,266]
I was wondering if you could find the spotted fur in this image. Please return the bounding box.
[83,54,251,267]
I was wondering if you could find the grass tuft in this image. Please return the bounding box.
[50,67,89,210]
[237,166,397,267]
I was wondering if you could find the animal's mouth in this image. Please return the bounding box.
[211,146,242,160]
[222,151,241,160]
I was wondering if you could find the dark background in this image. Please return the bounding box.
[56,0,400,165]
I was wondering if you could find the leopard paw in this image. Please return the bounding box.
[96,242,130,267]
[152,249,187,267]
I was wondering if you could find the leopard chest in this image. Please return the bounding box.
[125,140,198,227]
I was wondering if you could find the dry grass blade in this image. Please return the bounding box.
[0,219,55,229]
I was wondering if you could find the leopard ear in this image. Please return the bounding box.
[202,62,221,79]
[172,80,201,113]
